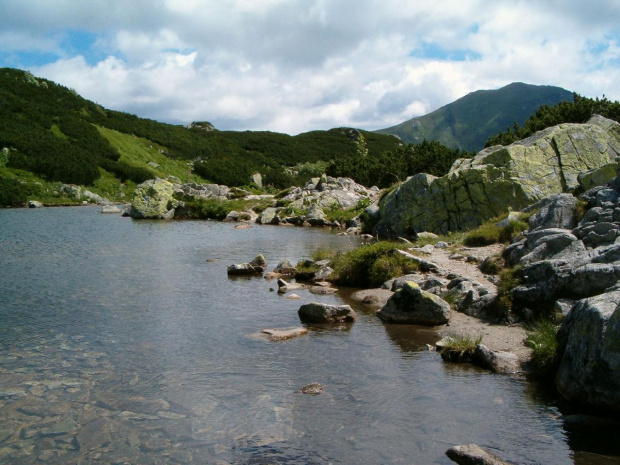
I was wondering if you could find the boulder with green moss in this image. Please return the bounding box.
[130,178,178,219]
[377,281,450,325]
[375,116,620,237]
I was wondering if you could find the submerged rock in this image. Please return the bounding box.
[295,383,324,395]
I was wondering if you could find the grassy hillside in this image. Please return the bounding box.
[376,82,573,151]
[0,67,402,205]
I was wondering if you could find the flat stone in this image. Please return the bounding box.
[262,328,308,341]
[446,444,511,465]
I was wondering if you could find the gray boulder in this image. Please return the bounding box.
[305,204,327,226]
[258,207,281,225]
[526,193,579,231]
[298,302,356,324]
[377,282,450,325]
[555,289,620,413]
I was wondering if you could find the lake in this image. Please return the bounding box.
[0,206,617,464]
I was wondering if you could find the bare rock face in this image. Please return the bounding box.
[375,116,620,236]
[555,289,620,413]
[377,282,450,325]
[297,302,356,324]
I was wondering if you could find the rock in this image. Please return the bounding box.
[227,254,267,276]
[446,444,511,465]
[418,244,435,254]
[526,194,579,231]
[435,241,449,248]
[82,189,108,205]
[295,383,323,395]
[286,294,301,300]
[274,260,296,276]
[394,249,439,271]
[130,178,177,219]
[554,298,575,318]
[101,205,120,214]
[258,207,281,225]
[60,184,81,199]
[377,282,450,325]
[374,117,620,236]
[27,200,43,208]
[262,328,308,341]
[305,204,327,226]
[277,279,309,293]
[417,232,439,239]
[578,162,620,191]
[474,344,521,374]
[309,286,338,295]
[555,289,620,413]
[313,266,334,281]
[298,302,356,324]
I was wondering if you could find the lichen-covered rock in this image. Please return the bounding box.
[298,302,356,324]
[305,204,327,226]
[375,117,620,236]
[377,282,450,325]
[258,207,281,225]
[555,289,620,413]
[130,178,177,219]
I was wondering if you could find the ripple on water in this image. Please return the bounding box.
[0,207,613,463]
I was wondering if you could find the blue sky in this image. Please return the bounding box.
[1,0,619,134]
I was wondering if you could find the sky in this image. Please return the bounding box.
[1,0,619,135]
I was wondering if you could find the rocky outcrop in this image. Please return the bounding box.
[130,178,178,219]
[297,302,357,324]
[555,289,620,413]
[374,116,620,237]
[282,176,377,211]
[377,282,450,325]
[174,182,229,200]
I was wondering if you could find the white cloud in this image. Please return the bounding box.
[0,0,617,133]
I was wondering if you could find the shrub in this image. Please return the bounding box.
[495,265,523,317]
[0,175,31,206]
[498,219,529,243]
[526,319,560,376]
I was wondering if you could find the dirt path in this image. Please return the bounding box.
[350,243,532,362]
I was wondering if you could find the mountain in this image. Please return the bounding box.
[0,67,401,204]
[375,82,574,152]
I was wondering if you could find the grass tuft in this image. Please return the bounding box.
[439,334,483,362]
[526,319,560,376]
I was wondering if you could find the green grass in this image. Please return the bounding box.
[526,319,560,375]
[330,241,419,288]
[463,214,529,246]
[439,334,483,362]
[96,126,207,184]
[495,265,523,318]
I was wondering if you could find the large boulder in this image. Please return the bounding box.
[227,254,267,276]
[377,282,450,325]
[555,289,620,413]
[130,178,177,219]
[298,302,356,324]
[526,194,579,231]
[305,204,327,226]
[374,116,620,236]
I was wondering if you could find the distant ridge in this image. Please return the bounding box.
[375,82,574,152]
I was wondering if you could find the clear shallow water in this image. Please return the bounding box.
[0,207,616,464]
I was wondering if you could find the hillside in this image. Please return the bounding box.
[0,68,402,205]
[375,82,573,151]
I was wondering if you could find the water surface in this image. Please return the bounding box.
[0,207,617,464]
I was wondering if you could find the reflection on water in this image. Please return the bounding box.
[0,207,618,463]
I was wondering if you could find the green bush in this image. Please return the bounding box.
[463,222,502,246]
[331,241,418,288]
[0,175,31,206]
[495,265,523,317]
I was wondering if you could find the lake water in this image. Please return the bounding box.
[0,206,618,464]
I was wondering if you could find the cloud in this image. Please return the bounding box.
[1,0,619,133]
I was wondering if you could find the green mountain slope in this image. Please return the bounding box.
[375,82,573,151]
[0,67,402,205]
